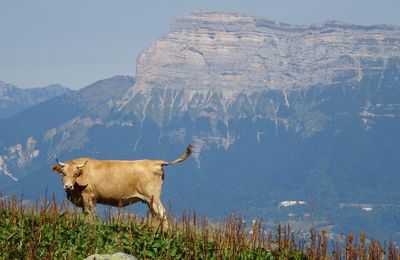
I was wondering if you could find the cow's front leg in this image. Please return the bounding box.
[82,194,96,215]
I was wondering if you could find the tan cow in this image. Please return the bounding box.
[52,145,192,223]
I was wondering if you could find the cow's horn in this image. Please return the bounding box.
[76,160,88,169]
[56,159,66,167]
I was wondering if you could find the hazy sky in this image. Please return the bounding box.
[1,0,399,89]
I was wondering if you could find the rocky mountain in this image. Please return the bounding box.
[0,81,71,119]
[0,12,399,242]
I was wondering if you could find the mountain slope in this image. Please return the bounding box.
[0,75,134,188]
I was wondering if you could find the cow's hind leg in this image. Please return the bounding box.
[154,199,167,224]
[147,196,168,227]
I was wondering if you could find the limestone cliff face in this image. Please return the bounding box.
[133,11,400,91]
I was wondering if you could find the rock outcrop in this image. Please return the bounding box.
[132,11,400,92]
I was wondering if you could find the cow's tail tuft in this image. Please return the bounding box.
[163,144,192,166]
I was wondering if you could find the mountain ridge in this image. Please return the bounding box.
[0,80,71,119]
[177,11,399,31]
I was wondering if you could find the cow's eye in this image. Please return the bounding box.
[74,172,80,177]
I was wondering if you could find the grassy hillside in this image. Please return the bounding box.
[0,195,398,259]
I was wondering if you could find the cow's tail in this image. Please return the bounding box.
[162,144,192,166]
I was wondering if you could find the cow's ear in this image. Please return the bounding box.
[52,165,63,174]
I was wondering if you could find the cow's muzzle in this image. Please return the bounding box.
[64,184,74,190]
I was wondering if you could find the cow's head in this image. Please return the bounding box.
[52,159,88,191]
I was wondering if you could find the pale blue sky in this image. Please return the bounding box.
[1,0,399,89]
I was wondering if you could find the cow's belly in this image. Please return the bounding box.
[97,196,144,207]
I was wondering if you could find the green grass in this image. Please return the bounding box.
[0,195,398,259]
